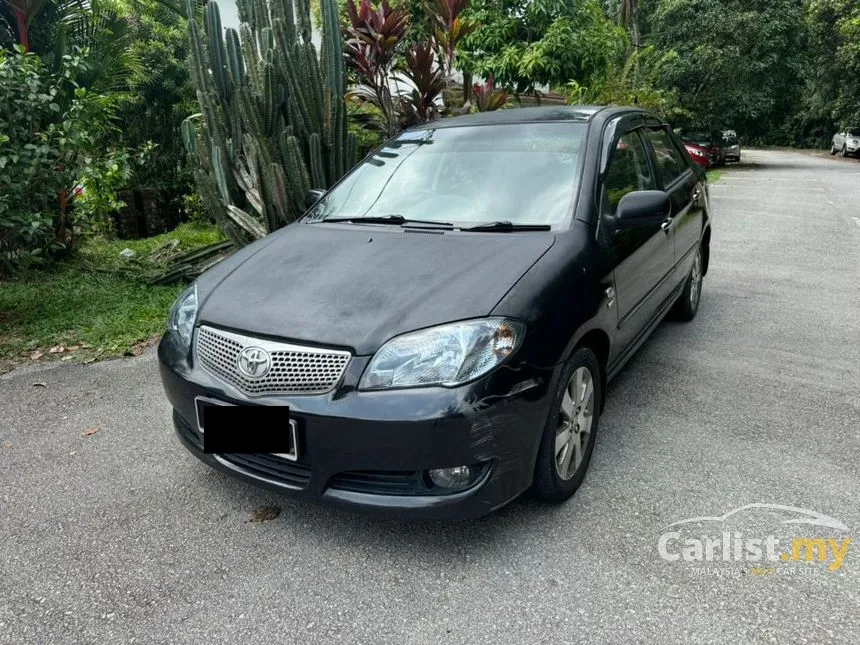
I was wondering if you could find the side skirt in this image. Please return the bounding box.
[606,279,684,382]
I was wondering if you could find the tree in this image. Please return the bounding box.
[565,45,682,118]
[458,0,626,94]
[804,0,860,136]
[115,1,195,218]
[648,0,806,139]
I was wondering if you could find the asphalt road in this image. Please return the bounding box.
[2,149,860,644]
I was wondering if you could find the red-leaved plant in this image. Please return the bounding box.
[472,76,508,112]
[400,42,447,126]
[344,0,410,136]
[344,0,475,135]
[426,0,475,77]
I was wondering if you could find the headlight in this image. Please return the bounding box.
[168,284,198,347]
[360,318,525,390]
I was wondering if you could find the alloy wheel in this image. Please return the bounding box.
[689,249,703,310]
[555,366,595,480]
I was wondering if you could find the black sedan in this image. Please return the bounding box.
[159,106,711,519]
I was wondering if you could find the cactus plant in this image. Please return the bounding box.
[184,0,357,246]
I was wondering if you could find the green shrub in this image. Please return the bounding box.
[0,47,119,272]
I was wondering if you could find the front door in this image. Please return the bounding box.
[603,128,675,361]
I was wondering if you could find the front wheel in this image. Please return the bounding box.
[533,347,602,503]
[840,146,848,158]
[673,245,703,321]
[831,143,838,155]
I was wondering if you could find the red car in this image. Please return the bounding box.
[683,141,711,169]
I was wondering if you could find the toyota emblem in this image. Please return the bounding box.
[237,346,271,379]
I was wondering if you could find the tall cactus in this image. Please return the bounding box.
[184,0,357,246]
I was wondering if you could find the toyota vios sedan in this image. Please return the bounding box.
[159,106,712,519]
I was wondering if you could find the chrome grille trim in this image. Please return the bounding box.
[195,325,351,396]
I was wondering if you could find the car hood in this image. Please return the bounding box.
[196,223,555,355]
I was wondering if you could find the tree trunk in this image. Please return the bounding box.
[462,72,472,104]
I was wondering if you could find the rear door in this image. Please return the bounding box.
[602,126,675,358]
[642,126,704,287]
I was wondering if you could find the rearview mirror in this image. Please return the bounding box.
[304,188,326,210]
[613,190,671,229]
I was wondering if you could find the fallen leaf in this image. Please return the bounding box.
[61,355,73,361]
[30,350,44,361]
[80,427,100,437]
[125,335,160,357]
[246,506,281,523]
[49,345,65,354]
[32,382,47,388]
[66,345,81,352]
[83,358,97,364]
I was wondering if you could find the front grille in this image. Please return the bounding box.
[219,453,312,488]
[328,470,428,495]
[195,326,351,397]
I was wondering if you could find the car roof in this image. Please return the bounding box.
[407,105,647,131]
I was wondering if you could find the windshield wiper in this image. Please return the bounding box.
[461,221,552,232]
[317,214,453,228]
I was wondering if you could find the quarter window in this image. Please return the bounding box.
[644,128,686,185]
[602,131,655,215]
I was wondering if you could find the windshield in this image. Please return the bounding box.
[306,123,586,227]
[684,132,714,144]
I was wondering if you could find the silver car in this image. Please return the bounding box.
[723,130,741,162]
[831,129,860,157]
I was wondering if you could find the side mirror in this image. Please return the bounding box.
[613,190,671,229]
[304,188,326,210]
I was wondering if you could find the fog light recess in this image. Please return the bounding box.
[428,466,472,489]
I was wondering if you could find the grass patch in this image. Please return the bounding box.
[79,221,225,273]
[0,222,224,372]
[707,170,724,183]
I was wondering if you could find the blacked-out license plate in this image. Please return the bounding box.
[196,397,296,458]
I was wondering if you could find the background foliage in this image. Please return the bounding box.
[459,0,627,93]
[3,0,860,276]
[0,0,195,273]
[0,47,119,269]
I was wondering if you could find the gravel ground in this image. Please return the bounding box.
[2,149,859,644]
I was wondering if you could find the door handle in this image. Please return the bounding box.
[661,217,673,232]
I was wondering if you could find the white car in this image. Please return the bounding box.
[831,129,860,157]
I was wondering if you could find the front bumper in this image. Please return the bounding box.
[158,331,554,520]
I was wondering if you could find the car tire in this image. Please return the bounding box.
[533,347,602,503]
[673,244,704,322]
[830,144,838,156]
[841,146,847,158]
